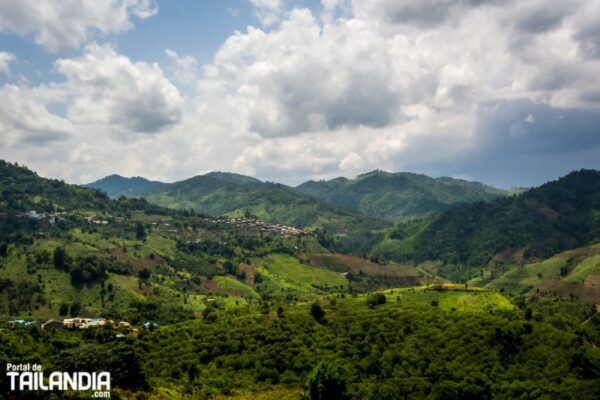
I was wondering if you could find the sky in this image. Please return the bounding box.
[0,0,599,189]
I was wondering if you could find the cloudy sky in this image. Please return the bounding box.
[0,0,599,188]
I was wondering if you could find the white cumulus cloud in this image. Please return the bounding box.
[0,0,158,52]
[165,49,199,89]
[2,0,600,188]
[56,44,183,134]
[249,0,284,26]
[0,52,15,77]
[0,84,73,146]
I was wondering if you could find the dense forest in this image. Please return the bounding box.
[1,296,599,399]
[383,170,600,267]
[86,168,517,229]
[295,170,515,222]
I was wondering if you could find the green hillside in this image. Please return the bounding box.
[88,170,389,238]
[2,160,600,399]
[144,176,389,235]
[296,170,515,222]
[84,174,167,198]
[0,160,111,212]
[375,170,600,276]
[253,254,348,297]
[485,244,600,303]
[86,169,519,235]
[0,160,413,324]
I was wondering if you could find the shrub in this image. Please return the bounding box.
[307,360,349,400]
[311,303,325,323]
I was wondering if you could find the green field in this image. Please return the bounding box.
[487,245,600,297]
[344,285,514,313]
[214,276,261,300]
[254,254,348,295]
[564,255,600,283]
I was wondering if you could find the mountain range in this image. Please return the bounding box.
[296,170,519,221]
[85,170,520,224]
[2,159,598,287]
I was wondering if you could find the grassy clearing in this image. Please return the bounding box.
[253,270,304,301]
[254,254,347,293]
[488,253,570,295]
[214,276,260,300]
[71,228,116,250]
[342,285,514,313]
[301,253,418,278]
[488,245,600,296]
[565,255,600,283]
[144,234,177,256]
[64,241,99,256]
[29,238,64,253]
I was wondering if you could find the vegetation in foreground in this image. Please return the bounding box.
[1,292,599,399]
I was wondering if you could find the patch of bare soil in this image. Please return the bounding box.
[238,263,257,286]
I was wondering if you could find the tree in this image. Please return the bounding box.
[311,303,325,323]
[136,223,146,240]
[223,261,235,275]
[138,268,151,280]
[59,303,69,316]
[70,302,82,316]
[0,242,7,257]
[53,247,68,270]
[366,293,387,309]
[307,361,349,400]
[260,302,270,315]
[187,363,199,384]
[70,256,107,287]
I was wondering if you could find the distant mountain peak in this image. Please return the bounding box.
[357,169,393,178]
[204,171,262,184]
[84,174,166,198]
[89,174,162,184]
[296,170,512,222]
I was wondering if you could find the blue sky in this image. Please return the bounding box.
[0,0,324,84]
[0,1,270,84]
[0,0,598,188]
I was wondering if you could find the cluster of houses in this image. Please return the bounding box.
[19,210,115,226]
[18,209,308,237]
[84,215,109,225]
[151,221,179,233]
[21,210,67,225]
[7,318,145,334]
[215,218,310,236]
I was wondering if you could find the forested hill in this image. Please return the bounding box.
[0,160,111,212]
[390,169,600,266]
[87,169,516,227]
[144,174,387,233]
[296,170,516,222]
[86,171,387,234]
[83,174,167,198]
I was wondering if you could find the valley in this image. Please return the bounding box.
[0,160,599,399]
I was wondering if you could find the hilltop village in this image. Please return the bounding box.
[214,217,309,236]
[17,210,311,237]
